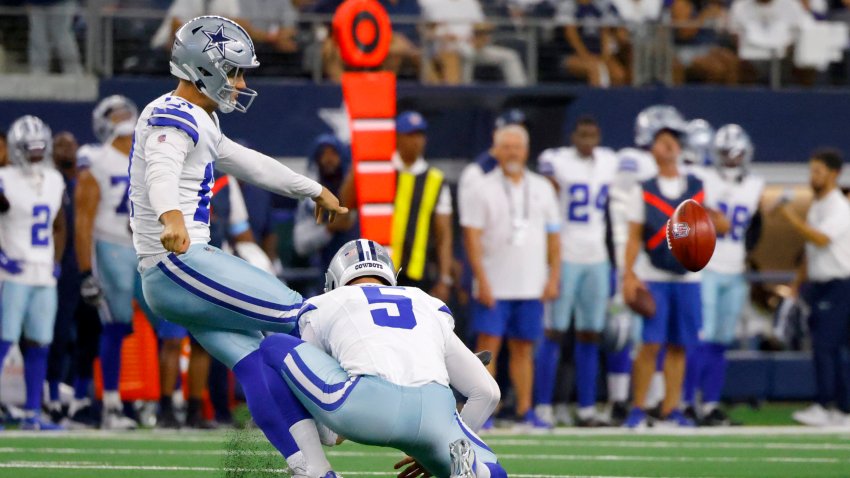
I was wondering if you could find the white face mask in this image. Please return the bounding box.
[113,119,136,138]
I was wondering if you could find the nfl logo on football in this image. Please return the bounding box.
[672,222,690,239]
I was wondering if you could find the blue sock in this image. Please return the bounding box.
[533,337,561,405]
[99,323,131,391]
[700,342,727,404]
[24,345,50,412]
[606,345,632,374]
[49,380,60,402]
[683,344,701,406]
[233,349,301,458]
[74,377,92,400]
[486,462,508,478]
[575,341,599,408]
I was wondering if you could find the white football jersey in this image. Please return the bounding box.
[299,284,456,387]
[702,169,765,274]
[538,146,618,264]
[609,148,657,269]
[129,93,220,256]
[79,143,132,246]
[0,166,65,285]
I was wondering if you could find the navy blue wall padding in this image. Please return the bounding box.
[3,80,850,164]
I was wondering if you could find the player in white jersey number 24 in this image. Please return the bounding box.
[128,15,347,478]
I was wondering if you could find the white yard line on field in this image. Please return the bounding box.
[0,448,845,465]
[0,461,723,477]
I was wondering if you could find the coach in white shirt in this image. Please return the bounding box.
[462,124,561,427]
[778,149,850,427]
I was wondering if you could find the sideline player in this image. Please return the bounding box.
[607,105,686,423]
[75,95,141,429]
[0,116,67,430]
[534,116,618,427]
[129,15,347,477]
[261,239,507,478]
[683,124,764,425]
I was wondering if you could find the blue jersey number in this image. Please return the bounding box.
[567,184,608,223]
[193,163,215,224]
[361,286,417,330]
[716,202,750,241]
[31,204,51,246]
[127,134,136,217]
[110,176,131,214]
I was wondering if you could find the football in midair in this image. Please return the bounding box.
[666,199,717,272]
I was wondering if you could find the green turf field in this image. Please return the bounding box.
[1,425,849,478]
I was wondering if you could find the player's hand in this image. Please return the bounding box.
[476,279,496,309]
[622,271,641,306]
[542,277,559,302]
[159,211,190,254]
[80,270,103,306]
[393,456,432,478]
[313,187,349,224]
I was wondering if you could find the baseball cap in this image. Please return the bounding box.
[495,109,527,129]
[396,111,428,134]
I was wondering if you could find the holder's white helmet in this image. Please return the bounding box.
[325,239,397,292]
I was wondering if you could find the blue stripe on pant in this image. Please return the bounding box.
[140,244,301,368]
[260,333,500,478]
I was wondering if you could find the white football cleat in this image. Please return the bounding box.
[101,408,138,430]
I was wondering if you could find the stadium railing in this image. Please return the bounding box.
[0,5,847,89]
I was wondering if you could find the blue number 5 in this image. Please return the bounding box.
[110,176,130,214]
[193,163,214,224]
[362,287,417,330]
[32,204,51,246]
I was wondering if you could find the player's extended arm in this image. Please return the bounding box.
[53,204,67,265]
[707,208,731,236]
[216,136,348,223]
[779,204,831,248]
[445,333,500,432]
[74,170,100,273]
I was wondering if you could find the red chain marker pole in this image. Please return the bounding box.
[333,0,396,247]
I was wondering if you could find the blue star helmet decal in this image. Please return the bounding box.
[202,24,234,57]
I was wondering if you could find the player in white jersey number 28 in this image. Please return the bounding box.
[261,239,507,478]
[128,15,347,478]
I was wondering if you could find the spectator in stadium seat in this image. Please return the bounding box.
[728,0,814,76]
[558,0,628,87]
[419,0,528,85]
[671,0,742,84]
[462,124,561,429]
[779,149,850,427]
[238,0,302,75]
[25,0,83,75]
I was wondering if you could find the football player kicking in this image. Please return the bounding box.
[129,15,347,477]
[261,239,507,478]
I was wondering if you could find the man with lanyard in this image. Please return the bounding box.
[463,124,561,428]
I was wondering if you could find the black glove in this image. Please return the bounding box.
[80,271,103,306]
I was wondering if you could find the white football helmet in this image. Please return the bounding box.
[634,105,687,148]
[325,239,397,292]
[682,119,715,166]
[713,124,753,179]
[7,115,52,174]
[93,95,138,143]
